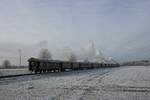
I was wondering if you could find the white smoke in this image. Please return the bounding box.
[76,42,107,63]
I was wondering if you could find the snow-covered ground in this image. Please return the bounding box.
[0,66,150,100]
[0,68,31,77]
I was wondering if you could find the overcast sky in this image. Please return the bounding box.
[0,0,150,65]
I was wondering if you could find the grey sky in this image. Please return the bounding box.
[0,0,150,65]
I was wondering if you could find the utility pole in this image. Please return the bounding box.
[19,49,21,67]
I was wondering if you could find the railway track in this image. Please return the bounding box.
[0,73,35,79]
[0,67,115,79]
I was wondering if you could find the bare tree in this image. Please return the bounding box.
[38,49,52,60]
[68,52,77,62]
[2,60,11,68]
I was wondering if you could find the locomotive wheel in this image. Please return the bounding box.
[35,70,38,74]
[39,70,42,74]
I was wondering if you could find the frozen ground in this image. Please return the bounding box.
[0,66,150,100]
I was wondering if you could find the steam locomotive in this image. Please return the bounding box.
[28,57,119,73]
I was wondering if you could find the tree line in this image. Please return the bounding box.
[38,48,77,62]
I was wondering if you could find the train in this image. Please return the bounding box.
[28,57,120,73]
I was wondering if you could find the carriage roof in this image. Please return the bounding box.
[28,57,61,63]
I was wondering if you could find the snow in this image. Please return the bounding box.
[0,68,31,77]
[103,66,150,87]
[0,66,150,100]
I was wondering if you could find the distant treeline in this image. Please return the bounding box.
[122,60,150,66]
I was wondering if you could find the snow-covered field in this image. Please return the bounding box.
[0,68,31,77]
[0,66,150,100]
